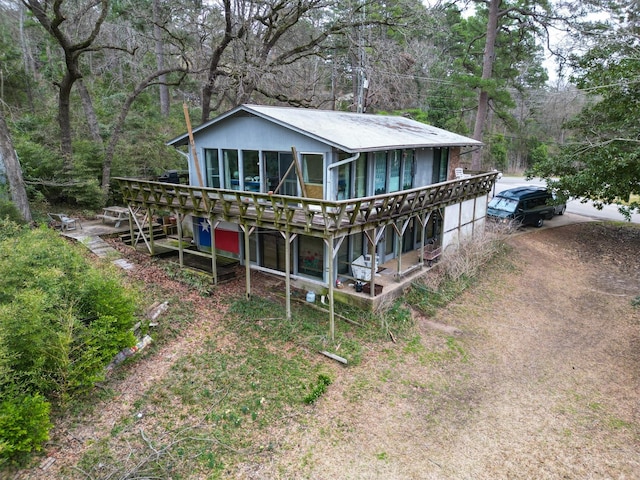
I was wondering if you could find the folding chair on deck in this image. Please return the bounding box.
[454,167,471,179]
[48,213,81,232]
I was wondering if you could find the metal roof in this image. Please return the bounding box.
[167,104,482,152]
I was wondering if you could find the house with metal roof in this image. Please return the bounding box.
[116,104,498,338]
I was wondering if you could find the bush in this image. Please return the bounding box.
[0,199,25,224]
[0,218,27,242]
[0,225,138,462]
[0,393,51,466]
[0,228,137,397]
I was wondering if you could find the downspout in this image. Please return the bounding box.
[326,152,361,200]
[325,151,361,293]
[175,149,192,183]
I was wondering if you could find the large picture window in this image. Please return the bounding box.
[355,154,367,197]
[433,148,449,183]
[374,149,415,195]
[403,150,414,190]
[242,150,260,191]
[265,151,297,196]
[374,151,387,195]
[389,150,401,192]
[302,154,323,184]
[205,149,220,188]
[223,149,239,190]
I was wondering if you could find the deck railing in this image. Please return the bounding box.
[114,172,498,238]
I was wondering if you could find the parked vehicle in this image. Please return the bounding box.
[488,186,562,228]
[552,191,567,215]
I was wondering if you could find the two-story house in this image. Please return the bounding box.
[116,104,498,338]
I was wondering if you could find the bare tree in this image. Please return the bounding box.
[22,0,110,173]
[101,67,188,194]
[199,0,396,120]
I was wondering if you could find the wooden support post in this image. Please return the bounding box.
[394,219,411,280]
[127,208,135,249]
[243,224,252,300]
[290,146,308,198]
[148,208,155,256]
[420,217,427,266]
[365,227,384,299]
[177,212,184,267]
[328,237,335,341]
[210,218,218,286]
[369,231,376,299]
[395,224,402,280]
[285,231,291,320]
[420,211,432,267]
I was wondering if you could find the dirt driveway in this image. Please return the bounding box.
[240,222,640,479]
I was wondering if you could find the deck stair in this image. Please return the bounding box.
[120,225,166,246]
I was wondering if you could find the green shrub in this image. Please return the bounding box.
[0,224,138,464]
[0,218,27,242]
[0,199,24,224]
[0,392,51,465]
[303,374,332,404]
[0,226,137,399]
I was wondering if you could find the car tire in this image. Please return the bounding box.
[535,217,544,228]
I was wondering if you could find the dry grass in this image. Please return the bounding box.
[231,224,640,479]
[13,223,640,479]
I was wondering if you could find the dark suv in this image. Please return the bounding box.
[488,187,559,228]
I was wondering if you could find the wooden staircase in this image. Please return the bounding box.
[119,224,166,246]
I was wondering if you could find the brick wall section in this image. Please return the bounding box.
[448,146,462,180]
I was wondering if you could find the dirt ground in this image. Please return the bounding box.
[15,221,640,479]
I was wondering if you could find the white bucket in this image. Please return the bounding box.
[306,291,316,303]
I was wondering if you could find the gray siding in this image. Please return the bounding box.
[194,116,330,152]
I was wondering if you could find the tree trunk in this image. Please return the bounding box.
[18,5,35,113]
[58,72,76,174]
[153,0,170,117]
[0,112,32,222]
[471,0,501,170]
[77,79,103,144]
[102,68,187,196]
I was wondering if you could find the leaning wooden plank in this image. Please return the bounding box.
[287,295,364,327]
[320,351,348,365]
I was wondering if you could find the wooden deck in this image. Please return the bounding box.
[114,173,499,339]
[114,172,498,238]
